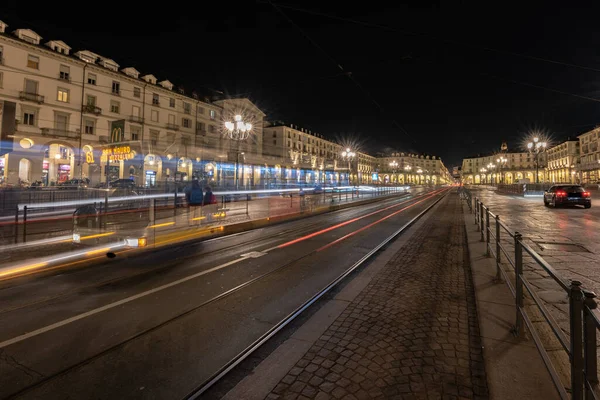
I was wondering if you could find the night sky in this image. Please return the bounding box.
[2,1,600,168]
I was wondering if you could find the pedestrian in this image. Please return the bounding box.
[184,179,203,224]
[203,185,218,222]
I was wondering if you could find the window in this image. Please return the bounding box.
[196,121,206,132]
[130,126,141,141]
[110,100,120,114]
[169,98,175,108]
[27,55,39,69]
[55,114,68,131]
[0,46,3,63]
[0,72,3,88]
[152,93,159,105]
[87,73,97,85]
[86,95,96,106]
[198,106,205,114]
[132,105,140,117]
[183,102,191,114]
[57,88,69,102]
[25,79,38,94]
[273,132,277,138]
[209,124,216,133]
[84,119,95,135]
[112,81,120,95]
[151,110,159,122]
[182,118,191,128]
[168,114,176,124]
[167,132,175,143]
[273,139,276,145]
[209,110,216,120]
[23,112,35,125]
[133,87,141,98]
[181,136,190,146]
[59,65,70,81]
[150,130,159,146]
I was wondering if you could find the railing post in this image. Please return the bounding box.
[474,198,479,226]
[174,190,178,217]
[495,214,502,282]
[485,209,490,256]
[22,205,27,243]
[14,205,19,244]
[583,290,598,395]
[569,280,584,400]
[480,203,484,242]
[246,194,249,215]
[513,232,524,336]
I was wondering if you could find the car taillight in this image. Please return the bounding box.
[556,190,567,197]
[584,191,591,198]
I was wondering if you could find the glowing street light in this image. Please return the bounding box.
[342,148,356,185]
[224,113,254,189]
[496,156,507,184]
[527,136,547,183]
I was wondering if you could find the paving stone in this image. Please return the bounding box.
[266,195,489,399]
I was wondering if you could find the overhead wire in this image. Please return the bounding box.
[267,1,417,147]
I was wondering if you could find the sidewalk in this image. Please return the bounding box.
[225,194,489,399]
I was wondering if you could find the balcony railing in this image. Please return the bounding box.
[82,104,102,115]
[166,123,180,131]
[58,73,71,82]
[19,91,45,104]
[41,128,80,139]
[129,115,144,123]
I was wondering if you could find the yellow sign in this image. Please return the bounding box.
[85,151,95,164]
[100,145,135,163]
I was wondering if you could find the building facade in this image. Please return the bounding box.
[577,128,600,184]
[546,140,579,184]
[461,147,548,184]
[0,19,451,189]
[376,153,452,185]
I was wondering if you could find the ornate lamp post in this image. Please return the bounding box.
[527,137,547,184]
[404,164,412,184]
[496,156,507,184]
[341,148,356,185]
[486,163,496,184]
[389,160,398,184]
[480,167,487,185]
[224,114,253,189]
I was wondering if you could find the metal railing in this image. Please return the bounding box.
[467,193,599,400]
[19,91,45,103]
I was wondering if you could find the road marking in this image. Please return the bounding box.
[0,256,248,349]
[240,251,267,258]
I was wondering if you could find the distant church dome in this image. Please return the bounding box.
[500,142,508,152]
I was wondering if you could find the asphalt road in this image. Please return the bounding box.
[0,186,448,399]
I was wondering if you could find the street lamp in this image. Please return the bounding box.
[404,164,412,185]
[389,160,398,184]
[224,114,253,189]
[487,163,496,184]
[480,167,487,185]
[342,148,356,185]
[496,156,507,184]
[527,136,547,184]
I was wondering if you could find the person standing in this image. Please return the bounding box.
[184,179,203,224]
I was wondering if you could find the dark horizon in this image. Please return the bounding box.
[3,1,600,167]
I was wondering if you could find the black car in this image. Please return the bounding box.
[544,185,591,208]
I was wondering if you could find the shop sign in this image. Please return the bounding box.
[100,145,135,163]
[85,151,96,164]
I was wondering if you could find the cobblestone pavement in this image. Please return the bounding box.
[266,194,488,400]
[467,187,600,337]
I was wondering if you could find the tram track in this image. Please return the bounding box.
[0,188,448,399]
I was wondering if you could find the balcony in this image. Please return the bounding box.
[82,104,102,115]
[19,91,45,104]
[166,123,180,131]
[41,128,80,140]
[196,128,207,135]
[129,115,144,123]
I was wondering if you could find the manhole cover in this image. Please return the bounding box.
[536,242,590,253]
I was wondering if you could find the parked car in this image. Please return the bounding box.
[58,178,90,189]
[544,185,591,208]
[95,179,136,189]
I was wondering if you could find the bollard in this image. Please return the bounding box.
[514,232,524,336]
[246,194,249,215]
[583,290,598,394]
[495,215,502,281]
[485,209,490,256]
[23,205,27,243]
[480,203,484,242]
[569,280,584,400]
